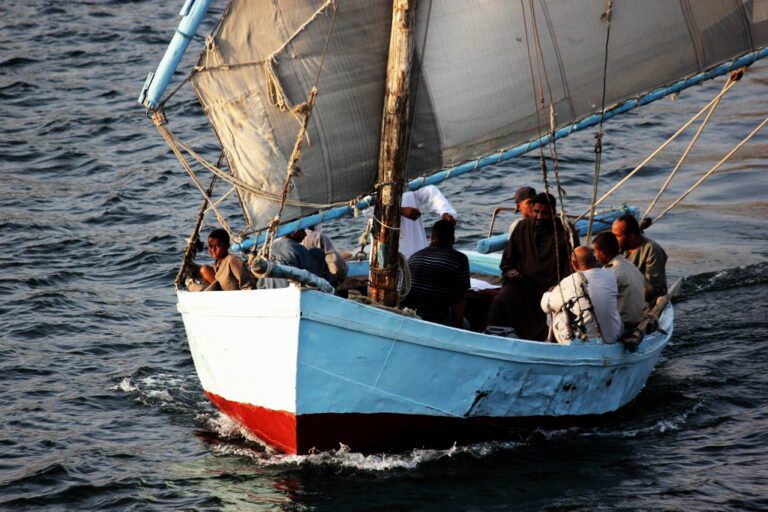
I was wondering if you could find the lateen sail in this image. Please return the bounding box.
[191,0,768,228]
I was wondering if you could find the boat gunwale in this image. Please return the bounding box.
[298,289,672,367]
[176,283,672,367]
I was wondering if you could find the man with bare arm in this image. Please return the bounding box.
[187,229,256,291]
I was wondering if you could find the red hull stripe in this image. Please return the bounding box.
[204,392,628,454]
[205,391,298,454]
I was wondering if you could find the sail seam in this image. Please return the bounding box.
[679,0,704,71]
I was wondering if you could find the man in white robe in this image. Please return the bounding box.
[366,185,457,259]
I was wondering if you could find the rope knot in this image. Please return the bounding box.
[264,57,292,112]
[288,164,303,178]
[601,0,613,23]
[292,102,310,116]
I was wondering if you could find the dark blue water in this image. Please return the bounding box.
[1,2,767,510]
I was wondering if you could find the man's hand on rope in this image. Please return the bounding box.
[401,207,421,220]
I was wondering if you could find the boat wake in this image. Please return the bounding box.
[572,401,704,440]
[113,367,210,415]
[114,370,526,470]
[197,412,524,471]
[677,262,768,299]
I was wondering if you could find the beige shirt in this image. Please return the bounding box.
[606,255,645,326]
[205,254,256,291]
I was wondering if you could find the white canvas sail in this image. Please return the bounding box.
[191,0,768,228]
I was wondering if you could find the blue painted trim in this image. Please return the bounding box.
[251,257,334,294]
[475,206,639,254]
[139,0,215,109]
[231,47,768,254]
[345,253,502,277]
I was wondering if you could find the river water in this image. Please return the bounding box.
[1,2,767,510]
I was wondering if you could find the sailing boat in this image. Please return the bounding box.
[139,1,768,454]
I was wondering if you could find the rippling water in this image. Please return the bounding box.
[1,2,767,510]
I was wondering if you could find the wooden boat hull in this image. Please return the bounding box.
[178,286,673,454]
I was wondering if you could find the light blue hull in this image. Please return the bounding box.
[296,290,672,419]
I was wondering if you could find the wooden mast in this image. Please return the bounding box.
[369,0,418,306]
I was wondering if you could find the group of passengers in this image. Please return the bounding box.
[187,183,667,345]
[400,185,667,344]
[487,186,667,344]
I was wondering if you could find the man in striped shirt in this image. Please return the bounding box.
[402,220,470,328]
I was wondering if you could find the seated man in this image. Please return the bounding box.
[611,214,668,303]
[258,229,326,289]
[402,220,470,328]
[593,231,645,328]
[541,246,623,344]
[301,226,348,285]
[487,192,578,340]
[187,228,256,291]
[508,185,536,234]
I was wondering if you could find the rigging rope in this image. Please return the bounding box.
[171,135,352,209]
[262,1,339,258]
[586,0,613,243]
[156,73,192,112]
[153,111,234,238]
[573,75,741,222]
[641,72,739,223]
[653,114,768,224]
[521,0,550,184]
[520,0,574,341]
[528,0,574,256]
[263,0,336,112]
[175,169,219,289]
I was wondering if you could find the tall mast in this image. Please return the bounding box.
[369,0,418,306]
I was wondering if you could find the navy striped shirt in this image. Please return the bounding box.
[403,246,470,324]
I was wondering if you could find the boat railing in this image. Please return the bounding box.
[487,206,517,237]
[250,257,335,294]
[476,206,639,254]
[623,277,682,351]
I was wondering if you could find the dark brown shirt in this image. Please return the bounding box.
[500,217,577,293]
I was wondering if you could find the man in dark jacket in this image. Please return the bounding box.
[487,193,578,340]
